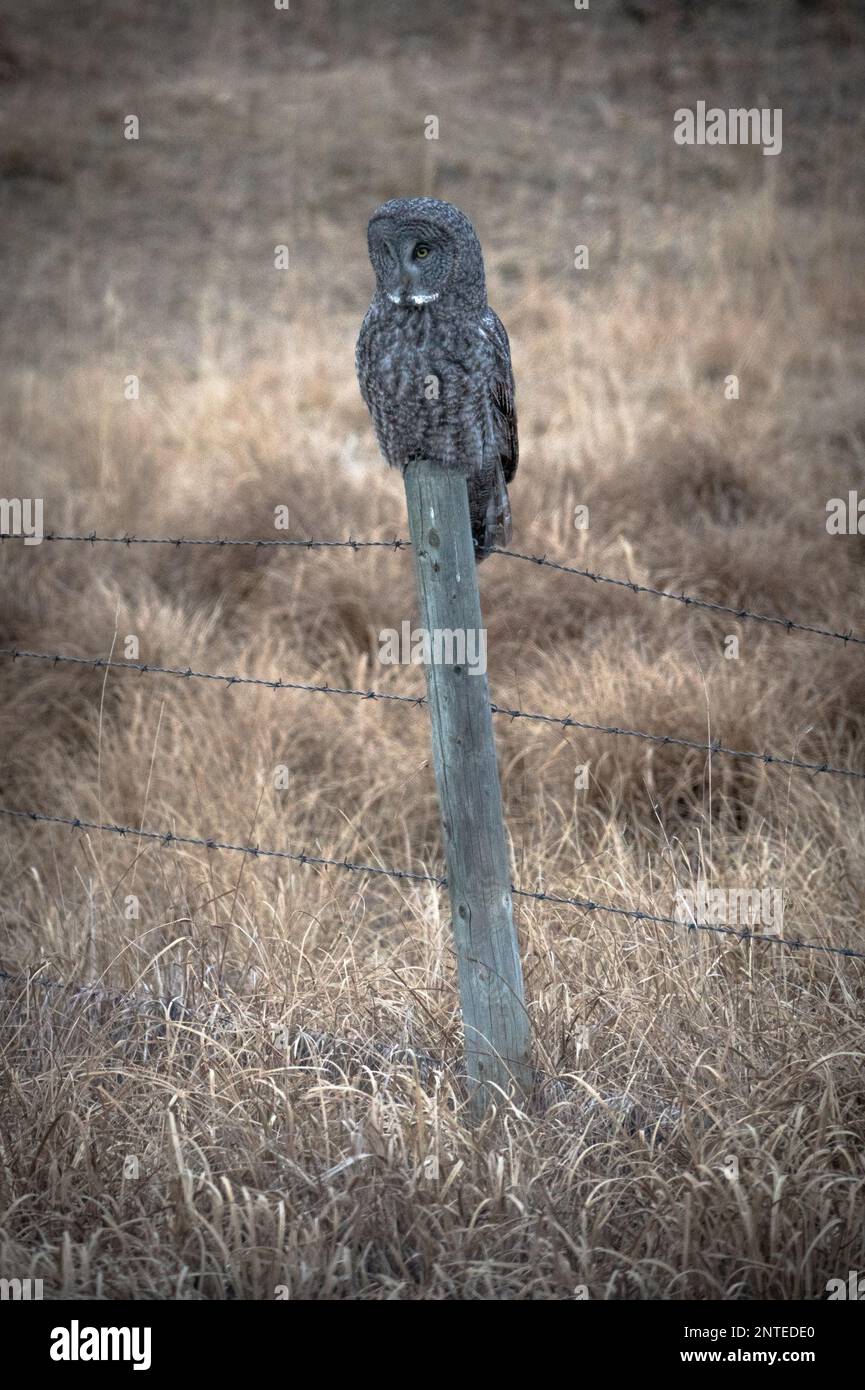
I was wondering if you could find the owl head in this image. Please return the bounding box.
[366,196,487,312]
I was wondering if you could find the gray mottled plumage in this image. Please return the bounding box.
[355,196,517,561]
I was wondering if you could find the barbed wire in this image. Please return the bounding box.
[489,705,865,782]
[0,806,440,886]
[1,805,862,961]
[489,547,865,650]
[2,645,863,784]
[510,884,865,960]
[0,647,427,711]
[2,528,862,651]
[3,535,864,963]
[0,530,408,552]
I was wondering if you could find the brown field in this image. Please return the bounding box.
[1,0,864,1299]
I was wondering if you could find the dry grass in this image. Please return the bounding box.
[0,0,864,1299]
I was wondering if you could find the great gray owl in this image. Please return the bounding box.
[355,196,518,561]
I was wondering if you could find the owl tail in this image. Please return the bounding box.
[471,459,512,565]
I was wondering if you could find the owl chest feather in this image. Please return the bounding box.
[358,301,494,472]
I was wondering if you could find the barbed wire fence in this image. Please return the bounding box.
[1,528,864,980]
[4,528,864,648]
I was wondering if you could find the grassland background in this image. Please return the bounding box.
[0,0,864,1299]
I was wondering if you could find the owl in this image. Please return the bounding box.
[355,196,518,561]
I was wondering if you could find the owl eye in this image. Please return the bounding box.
[414,244,431,260]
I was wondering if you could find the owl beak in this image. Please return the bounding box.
[385,272,437,308]
[384,275,412,307]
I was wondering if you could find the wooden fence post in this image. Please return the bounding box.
[403,459,533,1117]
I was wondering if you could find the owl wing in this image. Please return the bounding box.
[355,302,396,467]
[355,304,376,414]
[481,307,518,483]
